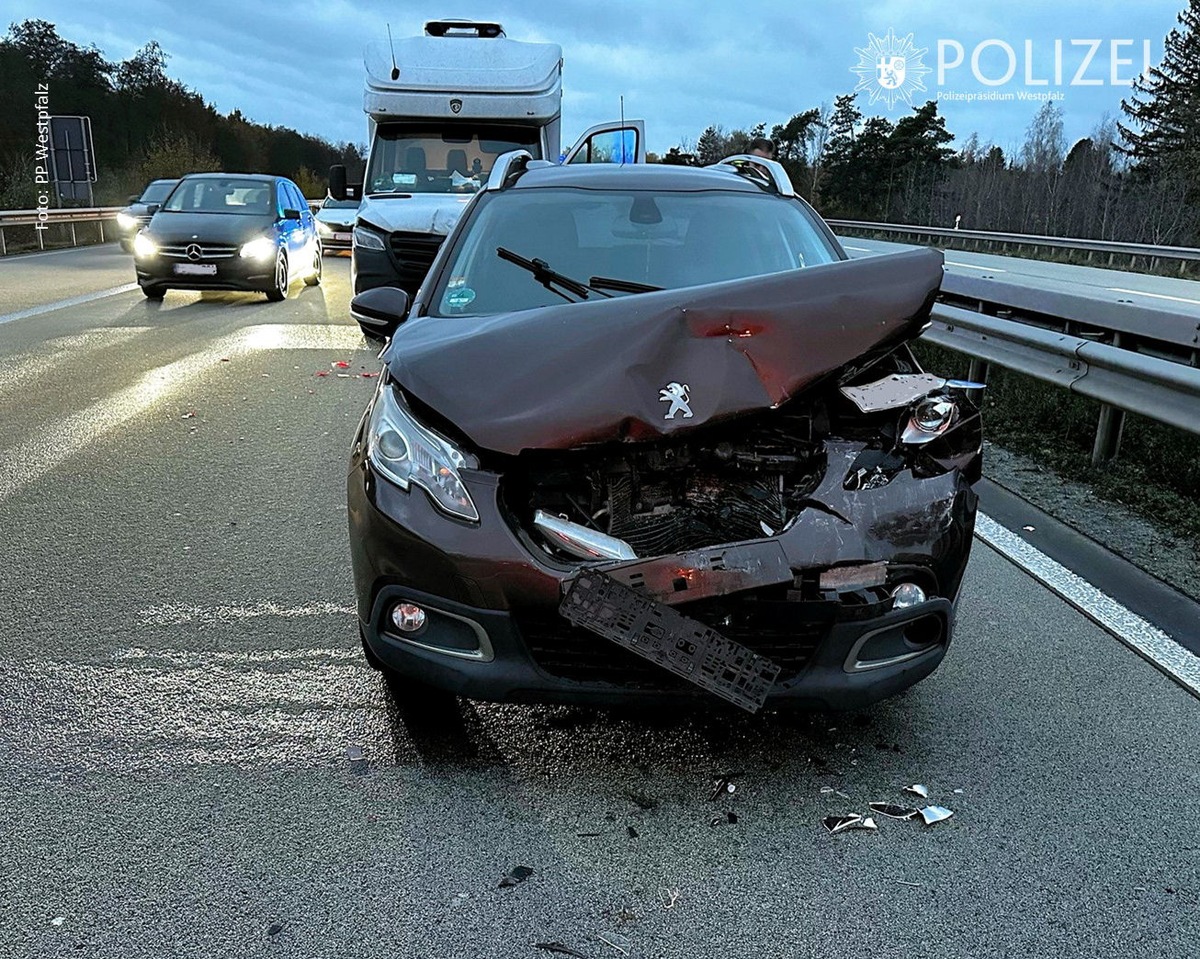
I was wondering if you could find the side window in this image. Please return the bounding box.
[276,182,289,217]
[288,182,307,214]
[568,128,640,165]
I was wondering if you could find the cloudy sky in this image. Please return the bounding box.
[19,0,1186,155]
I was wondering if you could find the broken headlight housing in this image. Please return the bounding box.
[900,396,956,445]
[367,382,480,522]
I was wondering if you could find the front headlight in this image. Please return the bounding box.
[316,221,333,235]
[132,232,157,257]
[116,212,136,230]
[240,236,277,260]
[900,396,957,445]
[367,382,480,522]
[353,225,387,252]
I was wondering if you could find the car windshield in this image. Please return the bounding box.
[162,178,273,215]
[321,198,360,210]
[431,188,841,316]
[139,181,176,203]
[366,125,540,197]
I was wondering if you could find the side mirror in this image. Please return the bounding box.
[351,286,411,339]
[282,208,301,220]
[145,203,160,216]
[329,164,347,201]
[127,194,139,204]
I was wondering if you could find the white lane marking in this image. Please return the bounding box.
[0,283,139,326]
[0,323,366,504]
[138,601,356,627]
[946,261,1007,273]
[1107,286,1200,306]
[975,513,1200,696]
[842,245,872,253]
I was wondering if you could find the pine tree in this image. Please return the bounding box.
[696,126,726,165]
[1119,0,1200,184]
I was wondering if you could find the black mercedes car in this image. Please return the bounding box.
[132,173,321,301]
[347,155,982,714]
[116,178,178,252]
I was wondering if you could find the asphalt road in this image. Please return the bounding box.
[0,245,1196,958]
[837,235,1200,318]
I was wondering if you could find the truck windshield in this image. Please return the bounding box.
[430,188,842,316]
[366,125,540,196]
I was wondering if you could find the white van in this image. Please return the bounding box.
[331,19,644,296]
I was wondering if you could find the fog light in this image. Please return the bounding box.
[891,583,927,609]
[390,603,427,632]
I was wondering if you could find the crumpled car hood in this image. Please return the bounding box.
[384,247,943,455]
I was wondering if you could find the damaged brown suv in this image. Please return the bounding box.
[347,152,981,713]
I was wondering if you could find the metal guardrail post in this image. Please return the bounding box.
[1092,404,1126,465]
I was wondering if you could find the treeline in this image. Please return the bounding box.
[0,19,363,206]
[666,1,1200,246]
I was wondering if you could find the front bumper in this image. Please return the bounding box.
[349,428,978,711]
[135,254,275,292]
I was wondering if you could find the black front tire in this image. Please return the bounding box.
[304,246,322,286]
[141,284,165,300]
[265,250,288,302]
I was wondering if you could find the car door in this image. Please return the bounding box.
[562,121,647,165]
[278,181,306,273]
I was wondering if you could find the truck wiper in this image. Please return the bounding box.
[496,247,611,303]
[589,275,663,294]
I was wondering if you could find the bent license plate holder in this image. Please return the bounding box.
[600,540,793,605]
[560,571,781,713]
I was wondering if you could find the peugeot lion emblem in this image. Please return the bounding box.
[659,382,693,420]
[450,98,463,114]
[185,243,202,261]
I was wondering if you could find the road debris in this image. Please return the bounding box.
[315,370,330,377]
[659,887,681,910]
[919,805,954,825]
[1023,525,1036,532]
[332,360,350,369]
[893,880,922,888]
[708,776,737,801]
[267,923,283,936]
[869,802,921,820]
[822,814,877,834]
[903,784,930,799]
[820,786,851,799]
[181,411,196,419]
[50,917,65,927]
[534,943,590,958]
[498,865,534,888]
[626,825,639,839]
[345,745,368,775]
[596,933,630,956]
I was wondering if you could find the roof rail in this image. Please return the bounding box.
[708,155,796,198]
[484,152,553,191]
[424,20,505,38]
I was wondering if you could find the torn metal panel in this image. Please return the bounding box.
[599,540,793,605]
[385,248,944,455]
[840,373,947,413]
[819,562,888,592]
[559,570,781,712]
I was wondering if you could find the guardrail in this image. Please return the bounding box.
[831,219,1200,274]
[926,304,1200,463]
[0,206,121,255]
[0,201,327,256]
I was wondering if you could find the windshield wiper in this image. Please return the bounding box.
[589,275,663,295]
[496,247,611,303]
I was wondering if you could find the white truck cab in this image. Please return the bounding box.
[333,19,644,296]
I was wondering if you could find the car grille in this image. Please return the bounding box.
[159,243,240,259]
[517,597,827,689]
[388,231,444,290]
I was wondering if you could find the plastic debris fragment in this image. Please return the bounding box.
[626,825,638,839]
[332,360,350,369]
[709,776,737,801]
[904,784,930,799]
[869,802,920,821]
[534,943,589,958]
[919,805,954,825]
[345,745,367,775]
[659,887,681,909]
[499,865,535,888]
[823,814,865,834]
